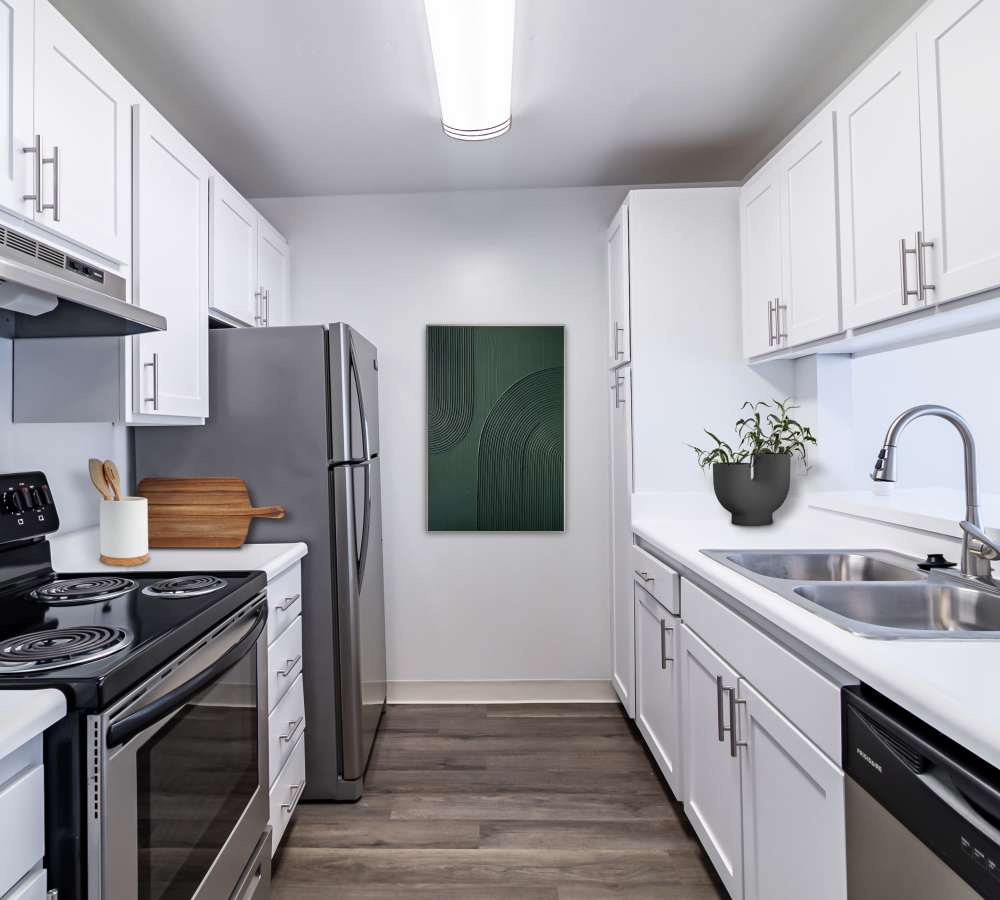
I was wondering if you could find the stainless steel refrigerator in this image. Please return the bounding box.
[134,323,386,801]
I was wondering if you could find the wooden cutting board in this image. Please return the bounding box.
[136,477,285,548]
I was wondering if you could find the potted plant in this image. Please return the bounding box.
[689,399,816,526]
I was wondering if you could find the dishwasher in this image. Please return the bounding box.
[844,685,1000,899]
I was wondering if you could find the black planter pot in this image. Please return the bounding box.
[712,453,791,526]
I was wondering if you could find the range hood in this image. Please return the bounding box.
[0,224,166,338]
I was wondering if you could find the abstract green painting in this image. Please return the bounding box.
[427,325,565,532]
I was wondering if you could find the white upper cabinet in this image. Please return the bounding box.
[918,0,1000,306]
[738,678,847,900]
[33,0,133,263]
[0,0,33,218]
[607,203,631,367]
[835,31,925,328]
[210,175,259,326]
[131,103,210,420]
[258,215,289,327]
[740,161,783,357]
[778,113,840,346]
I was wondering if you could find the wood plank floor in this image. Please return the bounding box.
[272,703,726,899]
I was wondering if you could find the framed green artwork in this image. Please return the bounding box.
[427,325,565,532]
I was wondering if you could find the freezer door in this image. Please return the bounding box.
[331,457,386,783]
[328,323,380,463]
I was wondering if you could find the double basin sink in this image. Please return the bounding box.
[702,549,1000,639]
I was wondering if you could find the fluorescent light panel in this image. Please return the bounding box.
[424,0,515,141]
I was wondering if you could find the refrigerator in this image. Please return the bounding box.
[134,323,386,801]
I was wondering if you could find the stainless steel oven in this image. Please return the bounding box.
[87,594,269,900]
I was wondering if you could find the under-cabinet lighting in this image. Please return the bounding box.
[424,0,515,141]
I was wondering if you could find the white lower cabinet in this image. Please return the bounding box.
[609,367,634,716]
[738,678,847,900]
[680,623,744,899]
[269,732,306,854]
[634,582,682,796]
[0,737,45,898]
[2,869,47,900]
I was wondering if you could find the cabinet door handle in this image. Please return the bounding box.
[614,321,625,359]
[775,300,787,344]
[611,374,625,409]
[767,299,775,347]
[254,288,263,325]
[277,592,300,611]
[41,145,59,222]
[723,688,749,757]
[143,353,159,411]
[900,238,919,305]
[916,231,935,301]
[659,619,673,668]
[278,654,301,677]
[280,714,304,744]
[22,134,42,213]
[716,675,725,742]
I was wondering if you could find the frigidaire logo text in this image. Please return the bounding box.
[856,747,883,773]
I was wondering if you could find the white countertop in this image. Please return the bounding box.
[633,502,1000,769]
[50,527,308,581]
[0,689,65,759]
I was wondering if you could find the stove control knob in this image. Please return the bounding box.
[30,486,45,508]
[18,486,33,510]
[8,490,24,514]
[40,484,52,506]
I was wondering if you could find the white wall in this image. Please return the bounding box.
[0,340,128,532]
[255,187,625,691]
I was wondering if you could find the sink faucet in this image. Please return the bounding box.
[871,404,1000,581]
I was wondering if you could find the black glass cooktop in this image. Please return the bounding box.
[0,541,266,709]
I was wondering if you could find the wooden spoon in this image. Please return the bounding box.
[89,458,112,500]
[102,460,123,501]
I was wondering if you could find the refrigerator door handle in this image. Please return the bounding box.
[349,336,372,462]
[357,460,372,591]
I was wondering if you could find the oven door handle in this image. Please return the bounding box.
[106,607,267,749]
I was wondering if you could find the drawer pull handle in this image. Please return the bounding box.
[637,571,654,584]
[659,619,673,668]
[281,780,304,812]
[280,714,305,744]
[278,654,301,677]
[277,593,300,611]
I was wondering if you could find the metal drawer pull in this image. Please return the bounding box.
[276,593,300,611]
[264,288,270,327]
[612,374,625,409]
[254,288,263,325]
[733,695,748,754]
[659,619,673,668]
[42,144,59,221]
[280,714,304,744]
[143,353,159,410]
[900,238,919,305]
[277,654,301,677]
[916,231,935,301]
[767,299,776,347]
[23,134,42,213]
[281,780,304,811]
[774,300,787,344]
[614,321,625,359]
[637,571,654,584]
[716,675,725,742]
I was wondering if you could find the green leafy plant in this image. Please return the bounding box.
[689,398,817,471]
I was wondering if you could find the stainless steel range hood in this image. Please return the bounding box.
[0,224,166,338]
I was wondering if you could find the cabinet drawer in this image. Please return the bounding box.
[681,579,843,763]
[267,563,302,645]
[632,544,680,614]
[0,765,44,896]
[267,617,302,712]
[268,673,305,787]
[2,869,47,900]
[269,732,306,856]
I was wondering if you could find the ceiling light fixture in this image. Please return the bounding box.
[424,0,515,141]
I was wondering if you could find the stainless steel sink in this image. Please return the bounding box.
[702,548,1000,639]
[721,550,922,582]
[794,582,1000,636]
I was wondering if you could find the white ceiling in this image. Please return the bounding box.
[50,0,923,199]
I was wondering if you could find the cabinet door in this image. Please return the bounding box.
[779,113,841,347]
[258,216,289,327]
[680,624,743,899]
[635,584,682,796]
[210,175,259,326]
[738,679,846,900]
[34,0,132,262]
[835,31,925,328]
[918,0,1000,305]
[740,162,782,357]
[0,0,33,218]
[131,104,210,419]
[609,366,634,716]
[607,203,631,367]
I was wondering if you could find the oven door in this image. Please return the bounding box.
[89,596,268,900]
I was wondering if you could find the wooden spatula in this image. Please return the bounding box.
[103,460,123,501]
[89,458,112,500]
